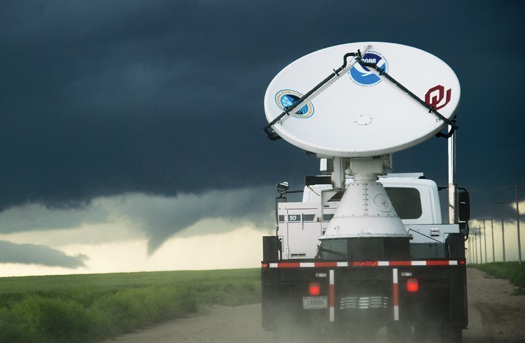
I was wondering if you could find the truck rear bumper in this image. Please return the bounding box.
[261,260,468,331]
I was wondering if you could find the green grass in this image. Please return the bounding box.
[0,269,260,343]
[469,262,525,295]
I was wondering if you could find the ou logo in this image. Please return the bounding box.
[425,85,451,110]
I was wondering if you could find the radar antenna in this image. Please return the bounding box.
[263,42,461,240]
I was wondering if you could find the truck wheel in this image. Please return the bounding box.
[274,328,321,343]
[414,324,462,343]
[387,325,414,343]
[442,326,462,343]
[273,329,292,343]
[414,324,440,343]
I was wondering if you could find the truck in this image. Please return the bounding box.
[260,42,470,343]
[261,170,470,342]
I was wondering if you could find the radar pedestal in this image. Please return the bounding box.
[323,155,408,239]
[320,156,411,260]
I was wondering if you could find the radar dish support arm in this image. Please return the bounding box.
[264,46,371,141]
[358,60,458,138]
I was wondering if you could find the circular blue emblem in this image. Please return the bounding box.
[350,52,387,86]
[275,90,314,118]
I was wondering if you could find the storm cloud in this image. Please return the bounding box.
[0,1,523,273]
[0,240,88,268]
[99,187,277,254]
[0,187,276,256]
[0,1,522,217]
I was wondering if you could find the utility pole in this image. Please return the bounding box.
[505,182,524,265]
[469,235,473,264]
[475,231,479,264]
[477,228,481,264]
[487,209,495,262]
[472,231,476,263]
[483,218,488,263]
[478,227,483,264]
[493,200,511,262]
[467,236,471,263]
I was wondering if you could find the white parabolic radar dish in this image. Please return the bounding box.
[264,42,461,157]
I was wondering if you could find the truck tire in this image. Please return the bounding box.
[274,328,322,343]
[387,325,414,343]
[414,324,441,343]
[414,324,462,343]
[442,325,462,343]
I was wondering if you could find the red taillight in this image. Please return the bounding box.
[309,282,321,295]
[262,263,269,268]
[407,279,419,292]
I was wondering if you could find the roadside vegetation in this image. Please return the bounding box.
[0,268,260,343]
[470,262,525,295]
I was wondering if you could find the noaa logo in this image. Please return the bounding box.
[350,52,388,86]
[275,90,314,119]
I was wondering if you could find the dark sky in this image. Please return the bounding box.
[1,0,523,223]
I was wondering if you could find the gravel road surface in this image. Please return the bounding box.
[100,268,524,343]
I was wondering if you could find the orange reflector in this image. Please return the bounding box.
[407,279,419,292]
[309,282,321,295]
[349,261,379,267]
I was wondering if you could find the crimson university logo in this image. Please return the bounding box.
[425,85,451,110]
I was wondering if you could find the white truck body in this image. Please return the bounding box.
[278,174,460,260]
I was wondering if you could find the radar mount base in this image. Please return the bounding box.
[320,155,411,240]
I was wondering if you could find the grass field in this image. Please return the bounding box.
[470,262,525,295]
[5,263,522,343]
[0,268,260,343]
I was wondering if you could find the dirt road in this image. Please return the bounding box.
[101,268,524,343]
[465,267,525,342]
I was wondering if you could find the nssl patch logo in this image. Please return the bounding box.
[350,52,387,86]
[275,90,314,119]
